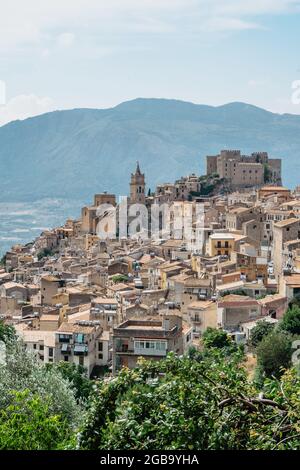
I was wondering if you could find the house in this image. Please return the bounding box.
[112,314,192,374]
[0,282,27,302]
[273,218,300,277]
[181,277,213,313]
[217,294,260,331]
[186,300,217,337]
[55,322,102,376]
[280,274,300,301]
[41,275,64,305]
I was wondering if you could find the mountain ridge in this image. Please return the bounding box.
[0,98,299,203]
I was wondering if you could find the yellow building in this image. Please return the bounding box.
[208,233,235,257]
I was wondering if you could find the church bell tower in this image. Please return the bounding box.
[130,161,146,204]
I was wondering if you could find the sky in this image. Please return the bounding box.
[1,0,300,126]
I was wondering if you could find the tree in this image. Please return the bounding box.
[0,321,16,345]
[281,304,300,335]
[37,247,54,260]
[0,390,71,450]
[79,353,300,450]
[250,320,275,348]
[263,164,272,183]
[0,338,81,426]
[202,327,232,349]
[111,274,128,284]
[256,331,292,378]
[50,362,94,401]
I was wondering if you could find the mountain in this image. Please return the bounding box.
[0,98,300,203]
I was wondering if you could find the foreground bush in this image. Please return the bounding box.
[0,390,71,450]
[79,351,300,450]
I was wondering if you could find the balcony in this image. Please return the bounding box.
[191,317,202,324]
[61,343,72,354]
[73,344,88,356]
[134,347,167,357]
[115,341,134,354]
[58,334,72,343]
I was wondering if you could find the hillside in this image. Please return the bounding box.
[0,98,299,202]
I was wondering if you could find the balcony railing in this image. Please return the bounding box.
[134,347,167,357]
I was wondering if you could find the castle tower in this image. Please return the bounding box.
[130,161,146,204]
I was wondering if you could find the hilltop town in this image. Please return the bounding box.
[1,149,297,377]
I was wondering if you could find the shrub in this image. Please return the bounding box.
[250,320,275,348]
[256,331,292,378]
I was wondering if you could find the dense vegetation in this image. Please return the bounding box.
[37,248,55,260]
[1,303,300,450]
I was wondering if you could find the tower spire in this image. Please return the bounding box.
[136,161,141,175]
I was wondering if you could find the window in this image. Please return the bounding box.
[64,355,69,362]
[75,333,84,344]
[49,347,53,357]
[98,342,103,351]
[33,344,37,350]
[98,353,103,360]
[58,334,72,343]
[39,345,44,351]
[135,340,167,351]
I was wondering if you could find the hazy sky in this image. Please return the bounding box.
[1,0,300,125]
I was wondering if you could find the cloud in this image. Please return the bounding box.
[0,94,54,127]
[248,79,268,87]
[0,0,299,52]
[201,17,260,32]
[57,32,75,48]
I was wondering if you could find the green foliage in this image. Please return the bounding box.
[0,337,81,430]
[280,304,300,335]
[202,327,232,349]
[50,362,94,401]
[250,320,275,348]
[111,274,128,284]
[220,289,248,297]
[0,255,6,267]
[37,247,54,260]
[79,353,300,450]
[0,390,70,450]
[0,321,16,345]
[256,331,292,378]
[288,295,300,309]
[263,164,272,183]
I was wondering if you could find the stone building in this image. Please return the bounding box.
[206,150,281,188]
[130,161,146,204]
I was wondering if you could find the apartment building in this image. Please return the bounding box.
[112,314,192,374]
